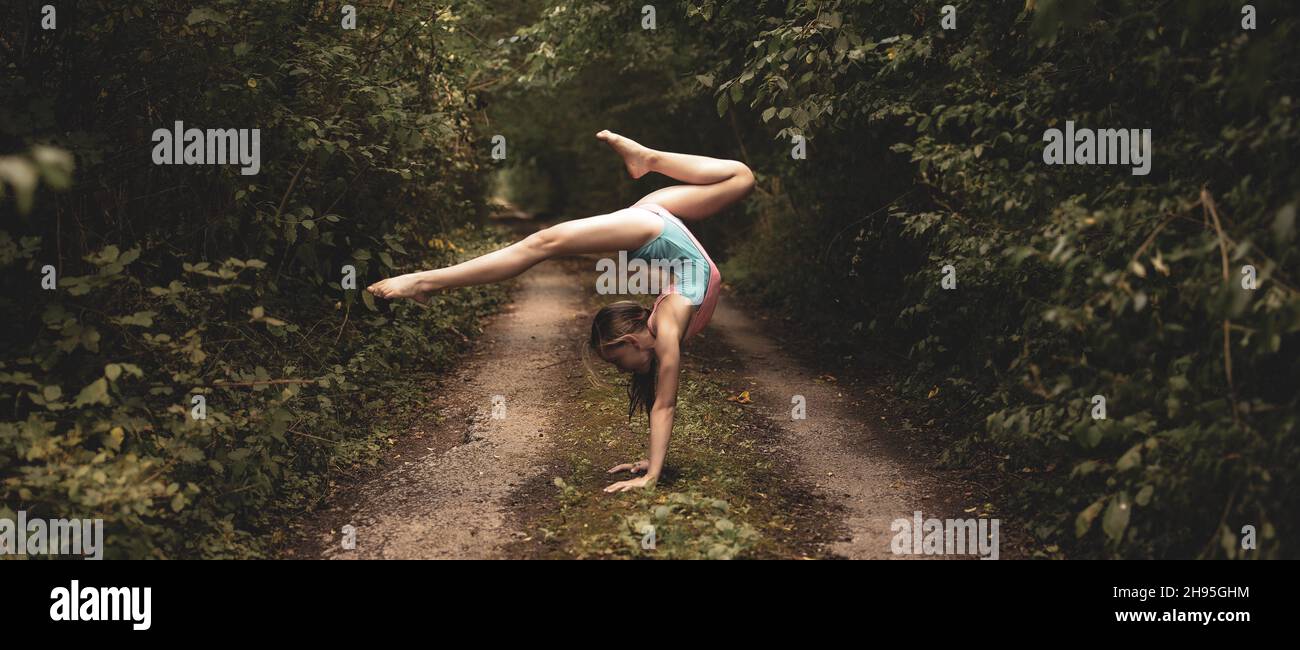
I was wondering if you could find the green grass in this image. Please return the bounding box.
[515,359,831,560]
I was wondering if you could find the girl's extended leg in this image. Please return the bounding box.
[367,208,662,303]
[597,130,755,221]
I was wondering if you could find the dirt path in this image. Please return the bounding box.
[303,259,585,559]
[707,301,959,559]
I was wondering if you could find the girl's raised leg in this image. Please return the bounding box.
[597,130,755,221]
[367,208,662,303]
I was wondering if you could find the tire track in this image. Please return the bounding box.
[307,260,585,559]
[708,299,958,559]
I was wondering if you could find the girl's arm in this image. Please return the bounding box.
[604,298,690,493]
[643,349,680,481]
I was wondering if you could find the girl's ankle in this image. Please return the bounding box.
[415,272,440,293]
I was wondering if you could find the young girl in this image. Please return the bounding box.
[367,131,754,493]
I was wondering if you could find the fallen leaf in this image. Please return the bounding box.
[726,390,752,404]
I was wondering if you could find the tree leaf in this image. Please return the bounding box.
[73,378,110,407]
[185,7,227,25]
[1075,498,1104,538]
[1102,491,1132,544]
[1116,444,1142,472]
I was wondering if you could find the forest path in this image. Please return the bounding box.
[300,255,587,559]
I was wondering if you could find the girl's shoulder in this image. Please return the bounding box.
[648,292,693,343]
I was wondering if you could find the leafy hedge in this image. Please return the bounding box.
[1,1,505,558]
[701,0,1299,559]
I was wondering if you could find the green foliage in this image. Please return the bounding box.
[1,1,505,557]
[714,0,1298,559]
[529,366,787,559]
[619,491,760,560]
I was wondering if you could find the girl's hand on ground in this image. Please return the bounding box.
[607,460,649,474]
[603,475,655,493]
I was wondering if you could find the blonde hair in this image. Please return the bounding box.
[585,300,656,420]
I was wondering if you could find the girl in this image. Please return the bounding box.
[367,131,754,493]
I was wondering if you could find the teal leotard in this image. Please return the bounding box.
[627,205,712,305]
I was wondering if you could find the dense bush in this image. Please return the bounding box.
[1,1,505,557]
[708,0,1298,559]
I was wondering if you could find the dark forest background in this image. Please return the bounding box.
[1,0,1296,558]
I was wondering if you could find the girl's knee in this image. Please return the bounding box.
[731,162,756,193]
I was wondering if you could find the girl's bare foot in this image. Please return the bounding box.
[596,130,654,179]
[367,272,432,304]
